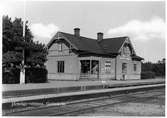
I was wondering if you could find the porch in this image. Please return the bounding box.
[79,57,100,80]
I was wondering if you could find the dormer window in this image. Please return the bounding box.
[122,44,131,56]
[58,43,62,51]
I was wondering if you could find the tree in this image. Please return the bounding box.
[3,15,47,67]
[142,58,165,78]
[141,61,153,72]
[3,16,13,53]
[152,59,165,76]
[3,51,22,65]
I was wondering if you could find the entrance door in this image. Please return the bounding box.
[80,60,90,79]
[91,60,99,79]
[122,63,127,80]
[80,60,99,80]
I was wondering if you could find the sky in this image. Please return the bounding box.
[1,0,165,62]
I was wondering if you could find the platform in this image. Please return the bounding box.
[3,83,165,104]
[3,78,164,92]
[2,78,165,103]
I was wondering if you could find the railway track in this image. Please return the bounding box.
[50,89,164,116]
[5,88,165,116]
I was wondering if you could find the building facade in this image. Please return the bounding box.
[46,28,143,81]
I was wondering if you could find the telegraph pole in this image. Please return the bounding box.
[20,0,26,84]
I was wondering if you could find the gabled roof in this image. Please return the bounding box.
[59,32,105,54]
[47,31,143,60]
[98,37,126,54]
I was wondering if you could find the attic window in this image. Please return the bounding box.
[58,43,62,51]
[122,45,131,56]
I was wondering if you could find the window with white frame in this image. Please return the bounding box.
[122,63,127,73]
[57,61,64,73]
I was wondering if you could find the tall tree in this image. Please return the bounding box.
[142,59,165,77]
[3,16,13,53]
[3,15,47,67]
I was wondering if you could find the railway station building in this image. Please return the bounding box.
[46,28,143,81]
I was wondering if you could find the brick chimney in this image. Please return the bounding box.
[74,28,80,37]
[97,32,103,41]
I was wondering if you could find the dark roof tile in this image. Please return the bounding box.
[48,31,142,59]
[60,32,105,54]
[98,37,127,54]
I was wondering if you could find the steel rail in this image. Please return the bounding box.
[48,90,164,116]
[5,88,164,116]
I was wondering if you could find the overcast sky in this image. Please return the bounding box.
[1,0,165,62]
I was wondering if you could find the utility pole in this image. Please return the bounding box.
[20,0,26,84]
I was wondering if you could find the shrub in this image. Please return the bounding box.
[2,67,48,84]
[141,71,155,79]
[152,63,165,77]
[25,67,48,83]
[3,68,20,84]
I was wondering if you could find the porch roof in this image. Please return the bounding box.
[132,55,144,61]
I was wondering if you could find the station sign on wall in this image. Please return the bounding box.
[105,61,111,73]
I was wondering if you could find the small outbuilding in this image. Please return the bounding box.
[46,28,143,81]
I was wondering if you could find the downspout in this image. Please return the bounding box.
[90,59,92,79]
[115,56,117,80]
[98,58,101,80]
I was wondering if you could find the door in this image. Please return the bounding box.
[122,63,127,80]
[80,60,99,80]
[91,60,99,79]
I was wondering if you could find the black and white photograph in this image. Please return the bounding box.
[1,0,165,116]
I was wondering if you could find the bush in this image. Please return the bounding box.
[2,67,48,84]
[141,71,155,79]
[25,67,48,83]
[152,64,165,77]
[3,68,20,84]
